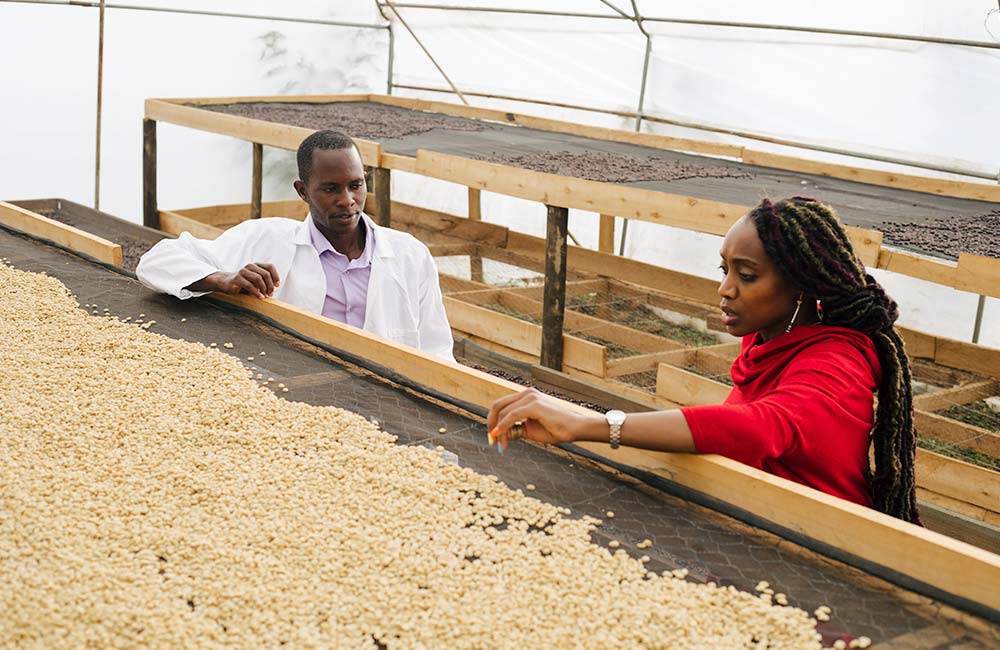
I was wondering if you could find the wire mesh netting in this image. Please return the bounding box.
[3,213,999,649]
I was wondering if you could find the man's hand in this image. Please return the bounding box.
[187,264,280,299]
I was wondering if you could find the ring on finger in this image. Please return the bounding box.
[510,421,526,441]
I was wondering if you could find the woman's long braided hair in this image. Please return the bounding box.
[749,197,920,524]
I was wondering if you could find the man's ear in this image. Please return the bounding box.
[293,180,307,201]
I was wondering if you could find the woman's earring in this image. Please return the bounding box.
[785,294,803,333]
[816,299,824,323]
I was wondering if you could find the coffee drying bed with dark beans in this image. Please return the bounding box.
[197,102,499,140]
[473,150,754,184]
[880,210,1000,260]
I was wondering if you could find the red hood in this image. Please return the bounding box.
[733,324,881,388]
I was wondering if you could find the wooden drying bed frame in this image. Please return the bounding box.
[3,198,1000,624]
[153,197,1000,552]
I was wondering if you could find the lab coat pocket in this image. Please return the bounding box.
[387,328,420,349]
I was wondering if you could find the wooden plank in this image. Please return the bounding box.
[531,365,664,413]
[468,187,482,221]
[917,449,1000,514]
[499,291,684,355]
[655,362,731,405]
[507,232,721,305]
[415,150,748,237]
[598,214,615,253]
[845,226,883,268]
[250,142,263,220]
[145,99,382,165]
[143,118,157,229]
[935,336,1000,380]
[428,243,477,257]
[914,380,998,412]
[391,201,509,246]
[607,350,692,377]
[742,148,1000,203]
[158,210,225,240]
[918,488,1000,528]
[0,201,122,266]
[918,500,1000,556]
[563,367,682,410]
[173,200,308,227]
[876,247,958,287]
[915,410,1000,459]
[173,94,372,106]
[956,253,1000,300]
[381,152,417,173]
[443,296,606,376]
[371,93,744,159]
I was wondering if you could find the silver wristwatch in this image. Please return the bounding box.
[605,410,626,449]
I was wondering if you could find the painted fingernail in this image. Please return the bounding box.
[488,428,498,445]
[496,442,503,454]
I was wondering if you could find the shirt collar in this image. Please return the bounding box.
[307,213,375,265]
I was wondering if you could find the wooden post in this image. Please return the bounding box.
[598,214,615,253]
[468,187,481,220]
[541,205,569,370]
[251,142,263,220]
[142,119,158,229]
[372,167,391,227]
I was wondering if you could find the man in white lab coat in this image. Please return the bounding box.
[136,130,455,361]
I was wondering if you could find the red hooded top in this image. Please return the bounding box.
[680,325,880,507]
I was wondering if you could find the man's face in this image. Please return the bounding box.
[717,215,800,341]
[294,147,367,235]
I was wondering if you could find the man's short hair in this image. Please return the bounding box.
[296,130,361,182]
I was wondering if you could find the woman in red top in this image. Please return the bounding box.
[487,197,920,524]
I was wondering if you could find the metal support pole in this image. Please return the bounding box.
[634,35,652,132]
[618,217,629,256]
[93,0,105,209]
[386,20,395,94]
[372,167,392,227]
[251,143,263,220]
[541,205,569,370]
[142,119,158,229]
[972,294,986,344]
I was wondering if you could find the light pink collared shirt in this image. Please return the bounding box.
[308,215,375,328]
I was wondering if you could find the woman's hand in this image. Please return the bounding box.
[486,388,597,452]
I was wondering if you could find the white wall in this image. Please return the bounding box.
[1,0,997,345]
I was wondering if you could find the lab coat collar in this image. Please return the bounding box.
[295,212,395,258]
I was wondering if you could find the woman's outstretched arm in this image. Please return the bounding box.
[486,388,696,453]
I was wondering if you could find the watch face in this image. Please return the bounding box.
[606,409,626,426]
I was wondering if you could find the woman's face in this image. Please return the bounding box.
[717,216,801,341]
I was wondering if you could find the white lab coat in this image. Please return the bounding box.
[136,213,455,361]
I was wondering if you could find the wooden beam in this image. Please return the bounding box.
[506,232,720,305]
[914,380,998,412]
[143,118,157,229]
[444,296,606,376]
[956,253,1000,300]
[391,201,509,246]
[598,214,615,253]
[914,410,1000,459]
[468,187,482,221]
[917,449,1000,514]
[168,94,372,106]
[742,148,1000,203]
[607,350,692,377]
[144,99,382,165]
[918,488,1000,528]
[655,362,731,405]
[381,152,417,174]
[876,247,958,287]
[250,142,263,220]
[934,335,1000,380]
[371,167,391,227]
[531,365,664,413]
[415,150,748,237]
[427,243,477,257]
[0,202,123,267]
[170,199,308,227]
[541,205,570,371]
[158,211,225,240]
